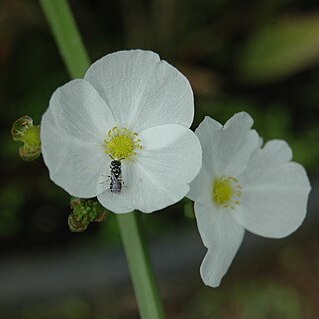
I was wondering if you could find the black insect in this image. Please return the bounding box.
[109,159,124,194]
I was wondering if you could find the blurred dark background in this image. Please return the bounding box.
[1,0,319,318]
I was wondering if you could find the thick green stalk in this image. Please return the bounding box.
[117,213,165,319]
[39,1,166,318]
[39,0,90,78]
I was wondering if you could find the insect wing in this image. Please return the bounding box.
[110,171,122,194]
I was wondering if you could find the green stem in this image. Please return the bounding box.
[39,1,166,318]
[117,213,165,319]
[39,0,90,78]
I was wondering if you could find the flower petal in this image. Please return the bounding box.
[194,201,245,287]
[97,124,202,213]
[234,140,311,238]
[187,165,213,203]
[97,161,139,213]
[194,113,260,179]
[41,79,115,197]
[84,50,194,131]
[187,117,220,202]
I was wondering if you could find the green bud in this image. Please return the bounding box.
[68,197,109,232]
[11,115,41,161]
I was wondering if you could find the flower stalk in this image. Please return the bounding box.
[39,0,90,78]
[117,213,165,319]
[39,0,166,317]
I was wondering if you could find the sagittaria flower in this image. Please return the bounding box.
[41,50,202,214]
[187,112,311,287]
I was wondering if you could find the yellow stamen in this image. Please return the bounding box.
[212,176,242,209]
[104,126,142,160]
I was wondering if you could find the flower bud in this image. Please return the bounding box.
[11,115,41,161]
[68,197,108,232]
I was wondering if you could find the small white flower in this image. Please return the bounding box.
[41,50,202,214]
[188,112,311,287]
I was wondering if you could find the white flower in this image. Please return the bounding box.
[41,50,202,214]
[188,112,311,287]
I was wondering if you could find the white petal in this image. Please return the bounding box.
[194,201,244,287]
[219,112,260,176]
[188,116,224,203]
[85,50,194,131]
[97,161,141,214]
[97,124,202,213]
[187,165,213,203]
[97,159,187,214]
[194,116,222,176]
[195,113,260,179]
[187,116,221,202]
[223,111,253,130]
[234,140,311,238]
[41,79,115,197]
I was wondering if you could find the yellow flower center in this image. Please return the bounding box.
[212,176,242,209]
[104,126,142,160]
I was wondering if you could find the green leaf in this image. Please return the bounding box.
[238,15,319,83]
